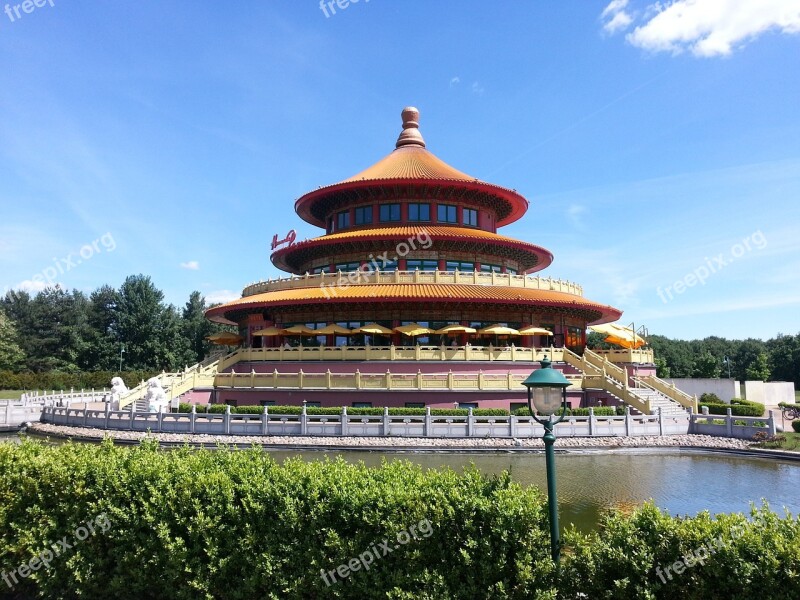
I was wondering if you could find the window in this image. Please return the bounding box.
[352,402,373,408]
[355,206,372,225]
[310,266,328,274]
[405,402,425,408]
[306,401,321,408]
[463,208,478,227]
[481,264,502,273]
[506,267,518,275]
[566,326,583,350]
[408,203,430,222]
[335,261,361,272]
[379,203,401,222]
[445,260,474,272]
[337,210,350,229]
[458,402,479,410]
[509,402,528,413]
[259,400,275,406]
[437,204,457,223]
[406,259,438,271]
[327,217,334,233]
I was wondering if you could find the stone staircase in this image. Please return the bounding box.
[561,347,696,415]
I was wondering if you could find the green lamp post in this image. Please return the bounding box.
[522,356,571,563]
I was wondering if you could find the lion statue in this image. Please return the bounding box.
[143,377,169,413]
[108,376,129,410]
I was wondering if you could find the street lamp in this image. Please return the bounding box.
[723,356,732,379]
[119,345,125,373]
[522,356,571,564]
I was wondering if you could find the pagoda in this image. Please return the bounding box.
[204,107,628,409]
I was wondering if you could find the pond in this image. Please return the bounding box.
[264,449,800,532]
[5,433,800,532]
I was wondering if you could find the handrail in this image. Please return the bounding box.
[213,368,583,392]
[634,376,698,412]
[218,345,561,369]
[241,270,584,297]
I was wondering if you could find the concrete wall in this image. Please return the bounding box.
[743,381,795,405]
[664,378,737,401]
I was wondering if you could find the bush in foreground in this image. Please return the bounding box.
[1,441,799,599]
[0,440,555,599]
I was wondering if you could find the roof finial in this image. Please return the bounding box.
[395,106,426,149]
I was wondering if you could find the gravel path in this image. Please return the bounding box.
[27,422,755,451]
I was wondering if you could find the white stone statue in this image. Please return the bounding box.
[143,377,169,412]
[109,376,129,410]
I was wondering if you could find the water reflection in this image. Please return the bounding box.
[264,450,800,532]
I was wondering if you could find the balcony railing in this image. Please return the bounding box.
[241,270,584,297]
[218,345,570,369]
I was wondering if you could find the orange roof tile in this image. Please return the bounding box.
[206,283,622,325]
[271,226,553,274]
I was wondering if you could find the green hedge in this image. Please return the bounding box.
[512,406,622,417]
[180,404,623,418]
[700,398,765,417]
[793,421,800,433]
[2,441,800,599]
[178,404,510,417]
[0,370,160,392]
[0,440,555,599]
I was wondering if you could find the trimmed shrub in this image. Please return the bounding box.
[0,370,160,392]
[700,400,764,417]
[2,441,800,599]
[0,440,556,599]
[699,392,723,405]
[512,406,618,417]
[793,420,800,433]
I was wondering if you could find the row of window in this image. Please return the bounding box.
[310,262,518,275]
[331,203,480,232]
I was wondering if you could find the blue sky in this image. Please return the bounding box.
[1,0,798,340]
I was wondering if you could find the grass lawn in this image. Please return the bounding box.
[754,431,800,451]
[796,390,800,402]
[0,390,24,400]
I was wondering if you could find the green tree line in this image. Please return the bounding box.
[0,275,232,375]
[589,331,799,387]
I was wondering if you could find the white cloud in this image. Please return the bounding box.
[205,289,240,304]
[601,0,634,33]
[566,204,587,228]
[15,279,50,293]
[180,260,200,270]
[471,81,485,95]
[449,76,461,87]
[603,0,800,57]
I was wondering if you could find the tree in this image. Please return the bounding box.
[654,356,671,378]
[766,333,800,388]
[116,275,192,371]
[79,285,121,371]
[0,308,25,370]
[745,352,771,382]
[182,291,217,364]
[693,351,721,378]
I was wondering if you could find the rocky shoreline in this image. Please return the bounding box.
[26,422,757,452]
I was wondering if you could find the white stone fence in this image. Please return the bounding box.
[690,407,777,440]
[40,405,695,438]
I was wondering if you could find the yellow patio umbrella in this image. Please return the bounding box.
[434,324,477,334]
[282,325,317,335]
[518,326,554,336]
[590,323,646,349]
[315,323,353,335]
[477,324,520,336]
[252,326,283,337]
[205,332,244,345]
[394,323,433,337]
[352,323,393,335]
